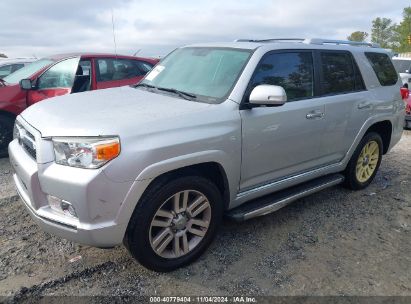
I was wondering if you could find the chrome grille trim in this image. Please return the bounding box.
[16,123,37,160]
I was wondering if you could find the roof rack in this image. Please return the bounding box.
[235,38,305,43]
[234,38,381,48]
[304,38,380,48]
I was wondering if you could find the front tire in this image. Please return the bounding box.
[0,115,15,158]
[125,175,223,272]
[344,132,383,190]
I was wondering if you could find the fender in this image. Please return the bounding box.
[135,150,238,201]
[340,113,400,167]
[112,150,238,235]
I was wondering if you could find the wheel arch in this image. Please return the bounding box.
[140,162,231,211]
[364,120,392,154]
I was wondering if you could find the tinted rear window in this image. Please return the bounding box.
[365,52,398,86]
[319,51,365,95]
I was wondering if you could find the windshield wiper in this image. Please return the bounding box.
[156,87,197,100]
[0,78,6,86]
[134,83,197,100]
[133,83,156,89]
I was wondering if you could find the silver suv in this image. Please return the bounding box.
[9,38,404,271]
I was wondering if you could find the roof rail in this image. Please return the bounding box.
[234,37,381,48]
[303,38,380,48]
[235,38,305,43]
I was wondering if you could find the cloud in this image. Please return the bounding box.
[0,0,408,58]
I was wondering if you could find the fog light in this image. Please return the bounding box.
[61,201,77,218]
[47,195,78,218]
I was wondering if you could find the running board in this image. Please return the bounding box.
[227,174,344,222]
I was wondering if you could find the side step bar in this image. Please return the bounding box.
[227,174,344,222]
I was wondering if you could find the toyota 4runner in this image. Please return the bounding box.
[9,38,404,272]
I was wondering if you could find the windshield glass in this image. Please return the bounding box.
[140,47,252,103]
[393,59,411,73]
[3,59,54,84]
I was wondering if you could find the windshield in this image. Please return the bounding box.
[140,47,252,103]
[3,59,54,84]
[393,59,411,73]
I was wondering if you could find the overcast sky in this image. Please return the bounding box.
[0,0,408,58]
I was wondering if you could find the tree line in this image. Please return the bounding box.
[347,7,411,52]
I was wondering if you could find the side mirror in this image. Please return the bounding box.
[249,85,287,106]
[19,79,33,90]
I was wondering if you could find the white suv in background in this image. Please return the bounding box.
[393,56,411,86]
[0,58,36,78]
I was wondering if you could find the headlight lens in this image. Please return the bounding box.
[13,120,22,140]
[52,137,120,169]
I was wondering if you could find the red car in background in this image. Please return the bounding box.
[403,93,411,130]
[400,86,411,129]
[0,53,159,156]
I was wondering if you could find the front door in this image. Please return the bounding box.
[240,50,327,191]
[27,57,80,105]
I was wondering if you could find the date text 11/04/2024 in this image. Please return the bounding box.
[149,296,257,303]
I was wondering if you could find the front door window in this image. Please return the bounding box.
[37,57,80,90]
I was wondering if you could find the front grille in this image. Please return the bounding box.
[23,141,37,159]
[16,124,37,160]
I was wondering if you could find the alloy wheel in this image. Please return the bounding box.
[355,140,379,183]
[149,190,212,259]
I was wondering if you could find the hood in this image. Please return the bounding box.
[20,86,219,137]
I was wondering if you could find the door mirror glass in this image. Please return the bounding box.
[249,85,287,106]
[19,79,33,90]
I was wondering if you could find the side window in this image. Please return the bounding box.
[135,61,154,74]
[37,57,80,90]
[96,58,148,82]
[365,52,398,86]
[78,60,91,76]
[353,60,366,91]
[0,64,12,78]
[249,51,314,101]
[11,64,24,73]
[320,52,358,95]
[72,60,92,93]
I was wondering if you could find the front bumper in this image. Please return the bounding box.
[8,135,133,247]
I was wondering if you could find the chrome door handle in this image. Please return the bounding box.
[306,111,324,119]
[358,102,372,110]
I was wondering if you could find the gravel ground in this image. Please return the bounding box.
[0,131,410,300]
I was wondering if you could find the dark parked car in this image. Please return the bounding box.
[0,53,159,156]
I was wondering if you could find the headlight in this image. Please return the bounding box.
[13,120,22,141]
[52,137,120,169]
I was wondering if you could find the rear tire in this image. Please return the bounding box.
[0,115,15,158]
[344,132,383,190]
[124,175,223,272]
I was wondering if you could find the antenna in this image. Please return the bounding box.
[111,9,118,56]
[133,49,142,56]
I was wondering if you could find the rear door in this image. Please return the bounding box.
[240,50,327,190]
[94,58,153,89]
[314,50,369,164]
[27,57,80,105]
